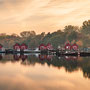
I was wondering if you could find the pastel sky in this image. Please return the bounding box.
[0,0,90,34]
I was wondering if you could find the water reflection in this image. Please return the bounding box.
[0,53,90,79]
[0,53,90,90]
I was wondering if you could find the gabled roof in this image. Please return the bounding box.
[21,43,27,46]
[39,44,45,46]
[14,43,20,46]
[65,43,71,46]
[72,43,78,46]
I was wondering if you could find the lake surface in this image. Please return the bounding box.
[0,53,90,90]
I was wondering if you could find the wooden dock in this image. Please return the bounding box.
[56,50,90,56]
[0,49,90,56]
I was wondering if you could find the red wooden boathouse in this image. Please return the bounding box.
[46,43,53,50]
[39,44,46,50]
[65,42,71,50]
[13,43,20,50]
[20,43,28,50]
[71,43,78,50]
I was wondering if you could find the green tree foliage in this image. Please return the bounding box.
[64,25,79,33]
[81,20,90,35]
[68,31,78,42]
[20,31,36,38]
[0,34,21,48]
[24,32,45,48]
[64,25,79,42]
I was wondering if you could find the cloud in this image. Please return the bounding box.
[0,0,90,34]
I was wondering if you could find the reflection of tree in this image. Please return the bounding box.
[0,55,2,60]
[20,56,90,79]
[83,67,90,78]
[0,54,90,79]
[79,57,90,79]
[51,56,78,72]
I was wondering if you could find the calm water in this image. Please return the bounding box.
[0,53,90,90]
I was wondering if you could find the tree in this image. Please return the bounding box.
[63,25,79,42]
[64,25,79,33]
[81,20,90,35]
[68,31,78,42]
[20,31,36,38]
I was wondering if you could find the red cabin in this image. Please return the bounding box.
[46,43,53,50]
[13,43,20,50]
[65,43,71,50]
[20,43,28,50]
[39,44,46,50]
[0,44,3,50]
[71,43,78,50]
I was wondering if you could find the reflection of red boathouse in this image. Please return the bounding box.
[13,54,20,60]
[20,55,27,61]
[46,55,53,60]
[39,55,46,60]
[13,54,27,61]
[39,55,52,60]
[65,56,78,60]
[0,54,2,60]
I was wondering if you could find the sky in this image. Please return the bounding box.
[0,0,90,35]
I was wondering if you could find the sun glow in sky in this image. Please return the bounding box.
[0,0,90,34]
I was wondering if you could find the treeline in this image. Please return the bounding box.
[0,20,90,49]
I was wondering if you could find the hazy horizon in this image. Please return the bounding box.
[0,0,90,34]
